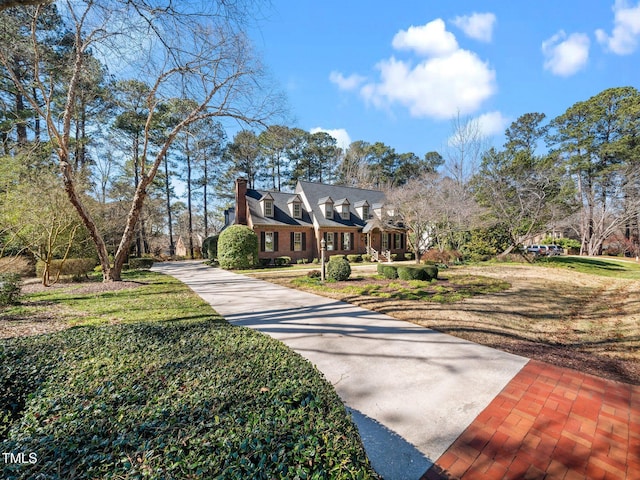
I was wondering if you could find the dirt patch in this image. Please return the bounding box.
[252,264,640,385]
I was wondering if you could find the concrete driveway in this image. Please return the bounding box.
[152,261,528,479]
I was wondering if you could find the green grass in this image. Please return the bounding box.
[1,271,378,479]
[4,271,214,327]
[537,256,640,279]
[291,273,510,304]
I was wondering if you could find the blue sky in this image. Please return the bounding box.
[251,0,640,156]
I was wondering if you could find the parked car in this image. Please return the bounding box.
[526,245,548,255]
[547,245,563,255]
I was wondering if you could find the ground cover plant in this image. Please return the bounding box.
[0,271,378,479]
[250,258,640,385]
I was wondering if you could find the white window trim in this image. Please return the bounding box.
[343,233,351,251]
[264,200,273,217]
[265,231,274,252]
[294,232,302,252]
[325,204,333,218]
[293,203,301,219]
[340,207,349,220]
[326,232,334,251]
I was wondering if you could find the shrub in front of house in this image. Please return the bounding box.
[0,273,21,306]
[382,265,398,279]
[347,254,363,263]
[404,252,414,261]
[362,254,372,263]
[396,265,438,281]
[129,257,154,270]
[202,235,219,260]
[218,225,259,270]
[275,256,291,266]
[307,269,321,278]
[259,258,272,267]
[329,254,347,262]
[326,257,351,281]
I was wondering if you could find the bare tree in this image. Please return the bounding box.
[0,1,280,281]
[445,113,488,187]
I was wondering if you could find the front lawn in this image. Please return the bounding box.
[249,260,640,385]
[0,271,379,479]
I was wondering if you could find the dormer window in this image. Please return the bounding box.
[335,198,350,220]
[288,194,303,219]
[326,203,333,218]
[261,193,275,218]
[354,200,370,220]
[318,196,334,219]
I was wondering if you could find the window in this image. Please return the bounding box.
[381,233,389,251]
[326,232,334,251]
[362,205,369,219]
[342,232,351,251]
[264,232,274,252]
[293,232,302,251]
[293,203,301,219]
[395,233,402,250]
[325,203,333,218]
[264,200,273,217]
[340,206,349,220]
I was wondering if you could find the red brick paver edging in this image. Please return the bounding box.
[422,360,640,479]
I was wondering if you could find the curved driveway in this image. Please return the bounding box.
[152,261,527,479]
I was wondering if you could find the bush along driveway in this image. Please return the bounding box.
[0,271,379,479]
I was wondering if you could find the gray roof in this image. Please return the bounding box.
[296,181,387,228]
[246,189,313,227]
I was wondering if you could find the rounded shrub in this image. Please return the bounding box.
[397,266,428,281]
[347,254,362,263]
[423,265,439,280]
[0,273,21,306]
[382,265,398,279]
[326,257,351,281]
[362,254,372,263]
[201,235,219,260]
[275,256,291,266]
[218,225,259,270]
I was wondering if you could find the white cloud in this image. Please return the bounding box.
[452,12,497,42]
[542,30,590,77]
[329,71,366,91]
[475,111,510,137]
[391,19,458,57]
[310,127,352,150]
[596,0,640,55]
[360,49,496,119]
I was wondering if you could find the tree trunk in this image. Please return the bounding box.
[164,152,175,256]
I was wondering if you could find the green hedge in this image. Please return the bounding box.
[202,235,219,260]
[218,225,259,270]
[326,258,351,281]
[347,254,363,263]
[129,257,154,270]
[0,319,379,479]
[396,265,438,281]
[275,256,291,266]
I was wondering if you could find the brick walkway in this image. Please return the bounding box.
[422,360,640,480]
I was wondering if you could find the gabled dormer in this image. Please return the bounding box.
[372,202,384,219]
[287,194,303,219]
[260,193,275,218]
[318,196,334,219]
[334,198,351,220]
[354,200,370,220]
